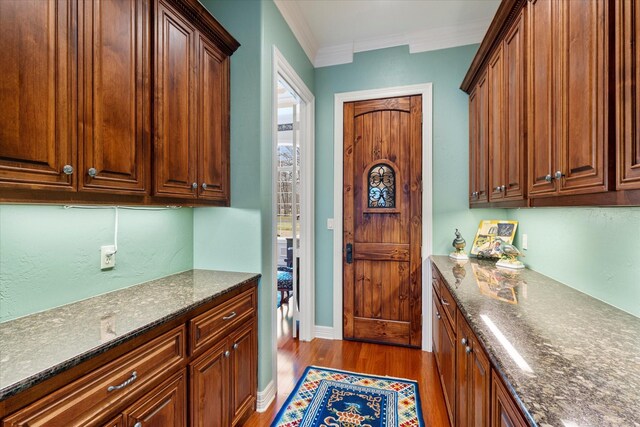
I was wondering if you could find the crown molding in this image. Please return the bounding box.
[314,43,354,68]
[408,18,492,54]
[273,0,318,64]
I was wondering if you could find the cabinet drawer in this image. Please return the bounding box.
[190,288,256,355]
[437,279,456,330]
[3,326,186,427]
[431,264,442,298]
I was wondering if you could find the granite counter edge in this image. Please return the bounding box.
[0,273,261,401]
[430,257,537,427]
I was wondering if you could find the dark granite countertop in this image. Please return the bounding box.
[430,255,640,427]
[0,269,260,401]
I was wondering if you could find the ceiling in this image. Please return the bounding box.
[274,0,501,68]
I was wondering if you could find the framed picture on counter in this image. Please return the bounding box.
[470,219,518,258]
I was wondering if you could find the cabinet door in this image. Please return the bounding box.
[154,0,198,198]
[469,88,479,204]
[503,9,526,200]
[491,371,528,427]
[488,46,505,202]
[527,0,556,196]
[437,299,456,426]
[196,33,230,203]
[229,321,257,426]
[470,71,489,204]
[79,0,150,194]
[456,312,490,427]
[124,371,187,427]
[616,0,640,189]
[0,0,76,190]
[190,339,229,427]
[557,0,609,194]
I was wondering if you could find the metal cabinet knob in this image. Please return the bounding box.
[500,185,506,192]
[202,183,207,190]
[436,311,441,319]
[62,165,74,175]
[555,170,564,180]
[134,422,142,427]
[192,182,198,189]
[495,186,501,192]
[465,346,473,354]
[88,167,97,178]
[544,174,553,183]
[461,337,468,345]
[224,350,230,358]
[232,342,239,350]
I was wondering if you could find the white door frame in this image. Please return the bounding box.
[332,84,433,351]
[270,44,316,383]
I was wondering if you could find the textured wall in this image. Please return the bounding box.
[509,207,640,317]
[313,45,505,327]
[0,205,194,321]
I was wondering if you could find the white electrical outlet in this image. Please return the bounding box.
[101,245,116,269]
[522,234,528,250]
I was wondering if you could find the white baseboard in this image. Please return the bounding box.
[314,325,337,340]
[256,380,276,412]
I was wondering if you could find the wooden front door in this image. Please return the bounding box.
[343,95,422,347]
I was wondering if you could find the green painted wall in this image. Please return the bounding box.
[314,45,505,327]
[0,205,193,321]
[194,0,314,390]
[509,207,640,317]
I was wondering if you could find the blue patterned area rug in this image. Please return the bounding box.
[271,366,424,427]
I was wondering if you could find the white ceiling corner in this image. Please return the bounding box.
[273,0,318,65]
[273,0,500,69]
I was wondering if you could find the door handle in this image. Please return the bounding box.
[346,243,353,264]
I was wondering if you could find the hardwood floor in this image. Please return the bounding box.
[243,302,450,426]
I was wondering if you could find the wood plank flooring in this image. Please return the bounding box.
[243,303,450,426]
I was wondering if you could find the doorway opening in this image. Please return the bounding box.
[264,46,315,411]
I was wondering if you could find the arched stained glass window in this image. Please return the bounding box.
[368,163,395,208]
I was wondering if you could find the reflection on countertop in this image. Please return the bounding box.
[0,269,260,400]
[431,255,640,427]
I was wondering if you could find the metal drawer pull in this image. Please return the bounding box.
[222,311,237,321]
[107,371,137,392]
[436,311,441,319]
[441,299,450,306]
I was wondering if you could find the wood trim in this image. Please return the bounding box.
[409,96,422,347]
[460,0,528,93]
[342,101,356,340]
[161,0,239,55]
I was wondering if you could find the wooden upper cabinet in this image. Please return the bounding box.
[197,33,230,203]
[529,0,610,197]
[154,0,198,198]
[502,9,526,201]
[557,0,609,194]
[488,46,505,202]
[527,0,556,197]
[616,0,640,190]
[79,0,150,194]
[470,71,489,205]
[0,0,76,190]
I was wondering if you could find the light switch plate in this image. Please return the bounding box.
[327,218,334,230]
[522,234,528,250]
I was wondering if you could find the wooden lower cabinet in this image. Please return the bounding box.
[431,263,529,427]
[123,371,187,427]
[432,287,456,426]
[456,311,491,427]
[491,372,528,427]
[190,319,257,427]
[1,285,258,427]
